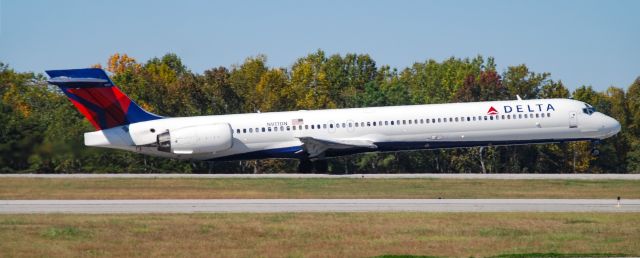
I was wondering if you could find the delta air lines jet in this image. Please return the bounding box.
[46,68,621,170]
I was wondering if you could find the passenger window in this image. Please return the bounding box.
[323,124,327,129]
[385,121,389,126]
[438,118,441,123]
[535,113,539,118]
[541,113,545,118]
[361,122,365,127]
[490,116,494,120]
[311,125,315,129]
[408,120,412,125]
[274,127,278,132]
[432,118,435,123]
[367,122,371,127]
[266,127,270,132]
[287,126,291,131]
[249,128,253,133]
[330,124,334,128]
[390,121,394,125]
[299,125,303,130]
[341,123,346,128]
[336,123,340,128]
[473,117,476,121]
[236,129,240,134]
[524,114,528,118]
[518,114,522,119]
[501,115,505,119]
[255,128,259,132]
[484,116,487,121]
[305,125,309,129]
[547,113,551,117]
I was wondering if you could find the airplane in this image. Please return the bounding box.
[46,68,621,172]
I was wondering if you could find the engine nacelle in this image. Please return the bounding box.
[156,123,233,154]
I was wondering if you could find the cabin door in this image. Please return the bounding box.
[569,112,578,128]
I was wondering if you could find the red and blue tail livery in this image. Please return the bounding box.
[46,68,162,130]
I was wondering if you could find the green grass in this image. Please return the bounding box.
[488,253,631,258]
[378,255,630,258]
[0,213,638,257]
[40,226,91,240]
[1,178,639,199]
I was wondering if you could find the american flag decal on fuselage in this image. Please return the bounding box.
[292,118,304,126]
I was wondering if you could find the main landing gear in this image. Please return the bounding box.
[590,140,600,157]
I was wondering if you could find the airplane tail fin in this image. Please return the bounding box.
[46,68,162,130]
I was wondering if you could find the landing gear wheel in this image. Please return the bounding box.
[590,140,601,157]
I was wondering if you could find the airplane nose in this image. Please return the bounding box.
[604,116,621,136]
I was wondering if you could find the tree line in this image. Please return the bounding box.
[1,50,639,173]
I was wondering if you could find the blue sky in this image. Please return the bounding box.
[0,0,638,91]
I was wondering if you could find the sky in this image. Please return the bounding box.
[0,0,638,91]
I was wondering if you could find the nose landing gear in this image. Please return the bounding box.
[590,140,600,157]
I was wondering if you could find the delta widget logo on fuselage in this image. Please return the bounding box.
[487,103,556,115]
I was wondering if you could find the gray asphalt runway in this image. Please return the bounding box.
[2,173,639,180]
[1,199,638,213]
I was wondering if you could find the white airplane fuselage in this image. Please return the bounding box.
[85,98,621,161]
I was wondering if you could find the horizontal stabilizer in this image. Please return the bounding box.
[46,68,114,87]
[47,77,111,88]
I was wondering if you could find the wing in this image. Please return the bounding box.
[297,137,377,159]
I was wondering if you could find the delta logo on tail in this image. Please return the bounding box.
[487,106,498,115]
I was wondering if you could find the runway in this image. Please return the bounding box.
[2,173,640,180]
[1,199,638,213]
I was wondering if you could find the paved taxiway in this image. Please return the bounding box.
[2,173,639,180]
[1,199,638,213]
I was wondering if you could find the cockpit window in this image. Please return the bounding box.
[582,104,596,115]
